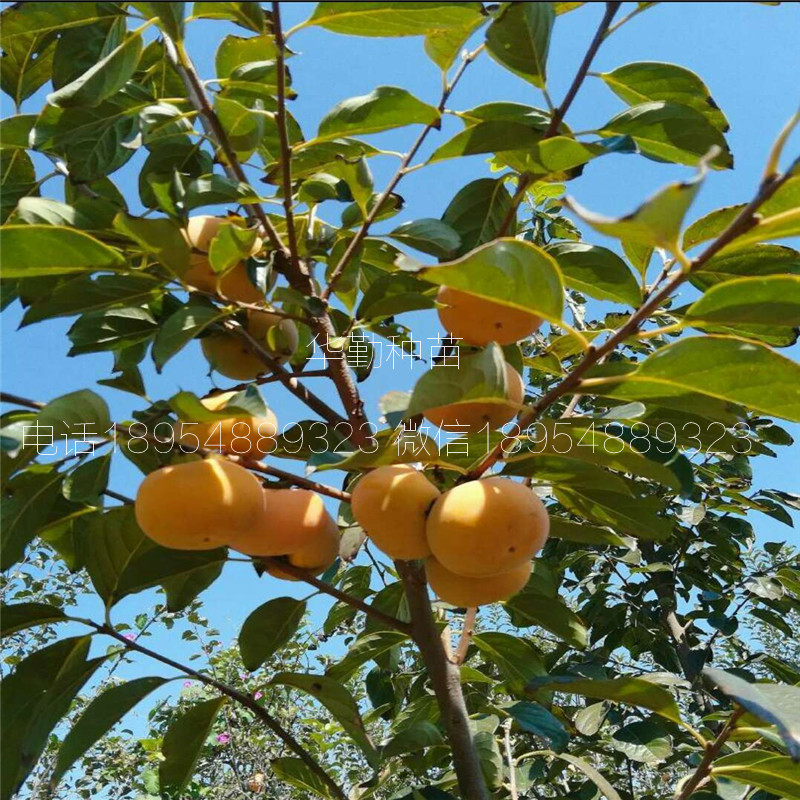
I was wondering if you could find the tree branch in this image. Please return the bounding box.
[676,706,745,800]
[467,162,797,479]
[321,44,485,302]
[257,557,412,635]
[81,619,347,800]
[271,1,302,276]
[452,607,477,666]
[396,561,490,800]
[496,2,622,237]
[162,34,287,256]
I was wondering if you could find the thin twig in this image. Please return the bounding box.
[271,2,302,276]
[80,620,347,800]
[322,44,485,302]
[466,163,797,480]
[256,557,412,635]
[496,2,622,237]
[162,35,287,257]
[504,719,518,800]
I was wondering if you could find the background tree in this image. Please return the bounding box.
[1,3,799,800]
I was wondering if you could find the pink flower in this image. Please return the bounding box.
[123,633,136,641]
[183,681,192,688]
[216,733,231,745]
[254,691,263,700]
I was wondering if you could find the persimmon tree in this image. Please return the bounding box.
[2,3,800,800]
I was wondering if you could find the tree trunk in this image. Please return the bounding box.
[397,561,489,800]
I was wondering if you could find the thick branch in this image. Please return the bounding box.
[496,2,621,237]
[467,165,796,479]
[82,620,347,800]
[396,561,490,800]
[452,607,477,666]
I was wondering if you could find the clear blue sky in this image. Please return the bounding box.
[2,3,798,666]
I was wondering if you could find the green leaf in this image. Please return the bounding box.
[317,86,439,140]
[161,557,223,612]
[711,751,800,799]
[381,722,444,759]
[51,15,126,91]
[548,517,629,547]
[1,149,38,223]
[503,583,588,649]
[214,95,270,161]
[11,197,94,228]
[52,677,168,786]
[684,174,800,252]
[1,636,105,799]
[37,389,112,438]
[183,174,263,210]
[495,136,606,179]
[192,2,266,32]
[307,3,485,38]
[62,453,111,503]
[169,388,267,422]
[215,33,276,79]
[389,218,461,259]
[1,467,64,570]
[407,343,509,417]
[442,178,513,256]
[505,701,569,750]
[549,752,623,800]
[159,697,226,795]
[567,168,704,250]
[271,757,335,799]
[598,102,732,169]
[31,99,139,182]
[47,31,143,108]
[115,546,227,606]
[423,8,486,72]
[527,676,683,724]
[0,4,105,105]
[21,274,163,326]
[472,631,546,688]
[584,335,800,423]
[152,304,224,371]
[130,2,185,42]
[208,223,259,274]
[113,213,190,277]
[689,245,800,292]
[67,307,158,355]
[408,238,564,323]
[271,673,379,768]
[0,225,125,277]
[485,1,554,88]
[326,631,409,681]
[0,602,67,638]
[427,121,543,163]
[357,272,437,320]
[547,242,640,307]
[599,62,728,132]
[239,597,306,671]
[704,668,800,760]
[680,275,800,344]
[78,506,152,605]
[610,717,672,764]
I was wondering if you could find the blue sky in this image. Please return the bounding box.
[2,2,799,677]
